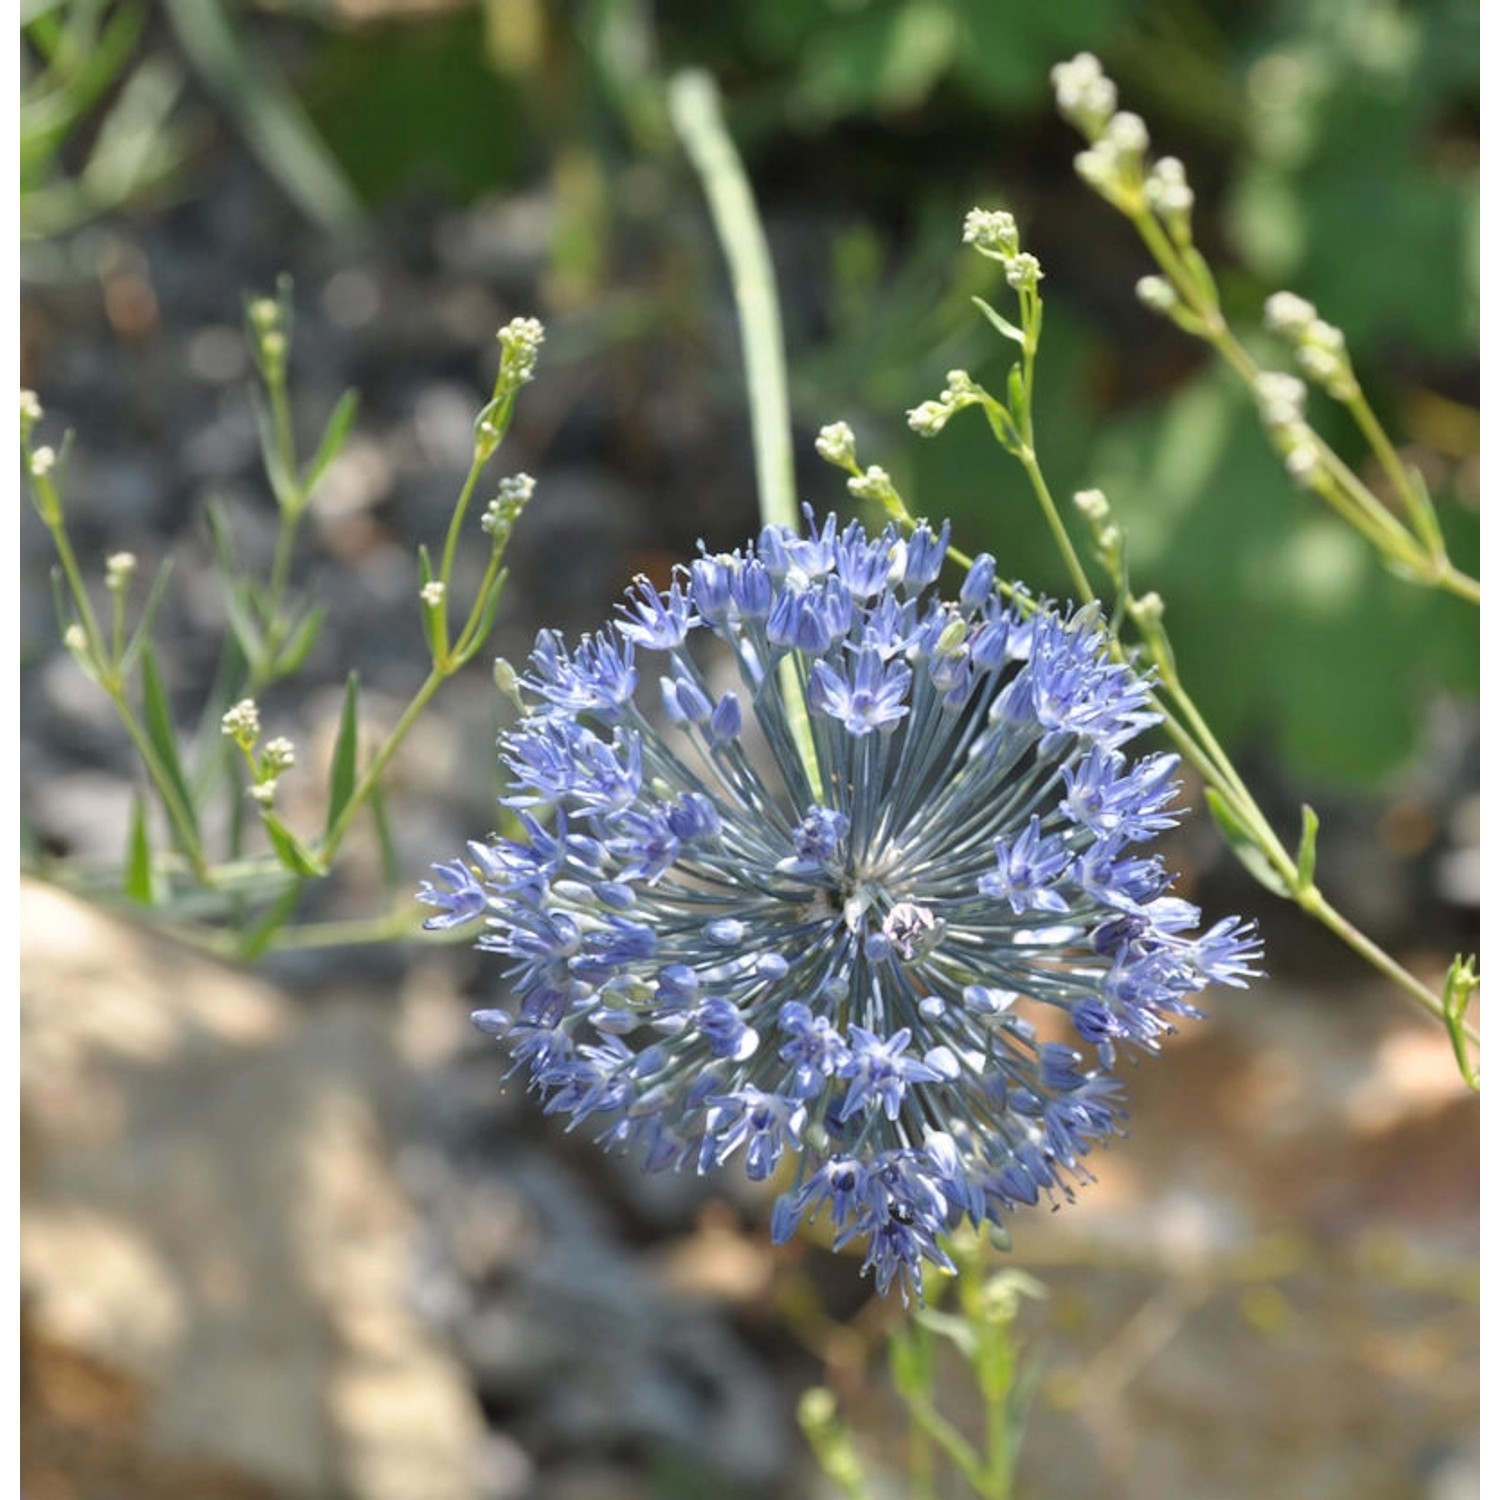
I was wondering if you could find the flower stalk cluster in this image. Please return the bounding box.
[889,196,1478,1085]
[22,294,543,957]
[1050,52,1476,607]
[424,512,1258,1299]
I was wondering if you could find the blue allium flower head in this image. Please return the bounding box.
[423,512,1260,1301]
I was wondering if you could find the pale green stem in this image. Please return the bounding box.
[668,69,824,801]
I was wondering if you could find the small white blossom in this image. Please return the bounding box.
[962,208,1019,256]
[420,581,448,608]
[497,316,546,386]
[105,552,138,590]
[262,737,296,774]
[29,445,56,478]
[221,698,261,744]
[20,390,42,424]
[63,623,88,652]
[1005,253,1043,290]
[248,780,279,806]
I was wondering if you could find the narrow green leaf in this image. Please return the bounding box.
[1441,954,1480,1091]
[369,782,400,891]
[236,878,305,961]
[912,1308,978,1359]
[454,568,508,666]
[123,796,156,905]
[981,399,1025,456]
[1006,360,1029,431]
[970,295,1026,345]
[120,555,175,674]
[301,389,359,493]
[271,603,326,676]
[1204,787,1290,896]
[259,810,325,877]
[250,385,298,509]
[140,644,201,848]
[1295,804,1320,891]
[325,672,360,838]
[223,586,266,664]
[1179,245,1221,313]
[203,498,239,575]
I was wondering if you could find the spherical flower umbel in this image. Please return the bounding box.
[423,512,1260,1300]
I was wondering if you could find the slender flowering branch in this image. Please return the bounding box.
[1051,52,1478,607]
[896,203,1479,1083]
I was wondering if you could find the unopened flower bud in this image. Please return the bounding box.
[1136,275,1177,313]
[847,464,898,509]
[906,399,953,437]
[420,581,447,608]
[105,552,137,591]
[248,780,278,806]
[1255,372,1308,430]
[20,390,41,441]
[1105,111,1149,155]
[29,445,56,478]
[1052,52,1118,137]
[1146,157,1194,217]
[815,421,857,469]
[63,623,87,653]
[1284,443,1324,488]
[1132,590,1165,625]
[1073,488,1111,523]
[1264,291,1317,337]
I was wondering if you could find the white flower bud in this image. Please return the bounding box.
[1005,252,1043,290]
[63,623,88,652]
[1263,291,1317,337]
[906,400,953,437]
[29,446,56,477]
[1073,488,1111,523]
[1136,275,1177,312]
[1284,443,1324,488]
[248,780,278,806]
[1052,53,1118,135]
[420,581,447,607]
[1105,111,1149,155]
[105,552,138,590]
[1255,372,1308,430]
[815,421,857,469]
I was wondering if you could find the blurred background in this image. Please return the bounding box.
[19,2,1478,1497]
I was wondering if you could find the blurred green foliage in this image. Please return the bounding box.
[24,0,1477,783]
